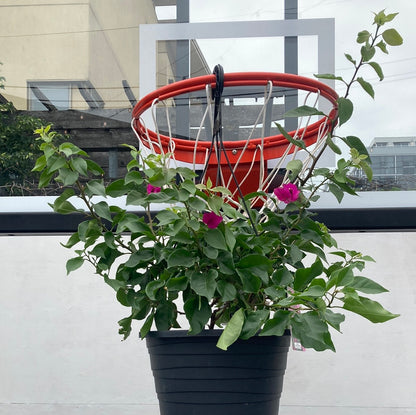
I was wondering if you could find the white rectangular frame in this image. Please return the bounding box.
[139,19,336,98]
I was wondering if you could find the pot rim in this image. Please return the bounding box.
[146,329,291,338]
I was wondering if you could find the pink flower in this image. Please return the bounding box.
[273,183,300,204]
[202,212,223,229]
[147,184,161,194]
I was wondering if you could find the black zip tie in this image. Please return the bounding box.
[201,65,258,235]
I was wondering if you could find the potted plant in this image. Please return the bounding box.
[32,10,401,415]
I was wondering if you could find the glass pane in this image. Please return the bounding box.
[29,83,70,111]
[0,0,414,223]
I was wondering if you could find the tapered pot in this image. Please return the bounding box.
[145,330,290,415]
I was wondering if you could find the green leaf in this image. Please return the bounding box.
[343,296,399,323]
[104,275,125,291]
[326,135,342,155]
[240,309,270,339]
[61,232,80,248]
[188,196,207,211]
[259,310,290,336]
[155,302,177,331]
[314,73,344,82]
[383,12,399,23]
[118,316,132,340]
[52,188,78,214]
[356,77,374,99]
[124,170,144,185]
[167,248,196,268]
[375,40,388,54]
[327,266,354,289]
[126,158,140,171]
[184,296,211,335]
[356,30,371,44]
[284,105,326,118]
[125,190,146,206]
[59,142,87,157]
[189,269,217,299]
[298,285,326,298]
[58,168,79,186]
[337,97,354,126]
[207,195,224,214]
[70,157,89,176]
[94,201,112,221]
[348,276,388,294]
[180,179,197,195]
[238,271,262,293]
[344,53,356,66]
[124,249,154,268]
[146,189,177,203]
[237,254,273,285]
[117,214,153,235]
[224,226,236,251]
[293,260,323,291]
[271,268,294,286]
[66,257,84,274]
[156,209,180,225]
[48,156,67,172]
[275,123,306,149]
[204,228,227,251]
[86,180,106,197]
[340,136,370,159]
[382,28,403,46]
[360,45,376,62]
[374,10,399,25]
[216,309,245,350]
[106,179,132,197]
[286,160,303,177]
[368,61,384,81]
[324,309,345,332]
[145,280,165,301]
[360,159,373,181]
[217,281,237,302]
[176,167,197,181]
[203,245,218,259]
[86,159,105,176]
[32,154,47,172]
[327,183,344,203]
[140,313,154,339]
[38,170,53,189]
[291,312,335,352]
[166,276,189,292]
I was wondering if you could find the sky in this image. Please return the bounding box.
[182,0,415,147]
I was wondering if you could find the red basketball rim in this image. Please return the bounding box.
[132,72,339,164]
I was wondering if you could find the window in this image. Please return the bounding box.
[396,155,416,175]
[372,156,395,175]
[28,82,71,111]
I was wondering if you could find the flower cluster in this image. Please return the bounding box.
[274,183,300,204]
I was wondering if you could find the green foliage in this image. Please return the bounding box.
[32,10,400,352]
[33,132,399,352]
[313,9,402,181]
[315,9,402,109]
[0,102,47,194]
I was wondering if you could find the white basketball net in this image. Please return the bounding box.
[131,74,336,213]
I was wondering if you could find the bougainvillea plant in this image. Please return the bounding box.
[33,10,401,351]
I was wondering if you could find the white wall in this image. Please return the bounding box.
[0,233,415,415]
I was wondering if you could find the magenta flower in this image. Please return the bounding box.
[147,184,161,194]
[203,212,223,229]
[273,183,300,204]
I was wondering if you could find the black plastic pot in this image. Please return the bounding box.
[146,330,290,415]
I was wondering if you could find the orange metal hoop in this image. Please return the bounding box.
[132,72,339,165]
